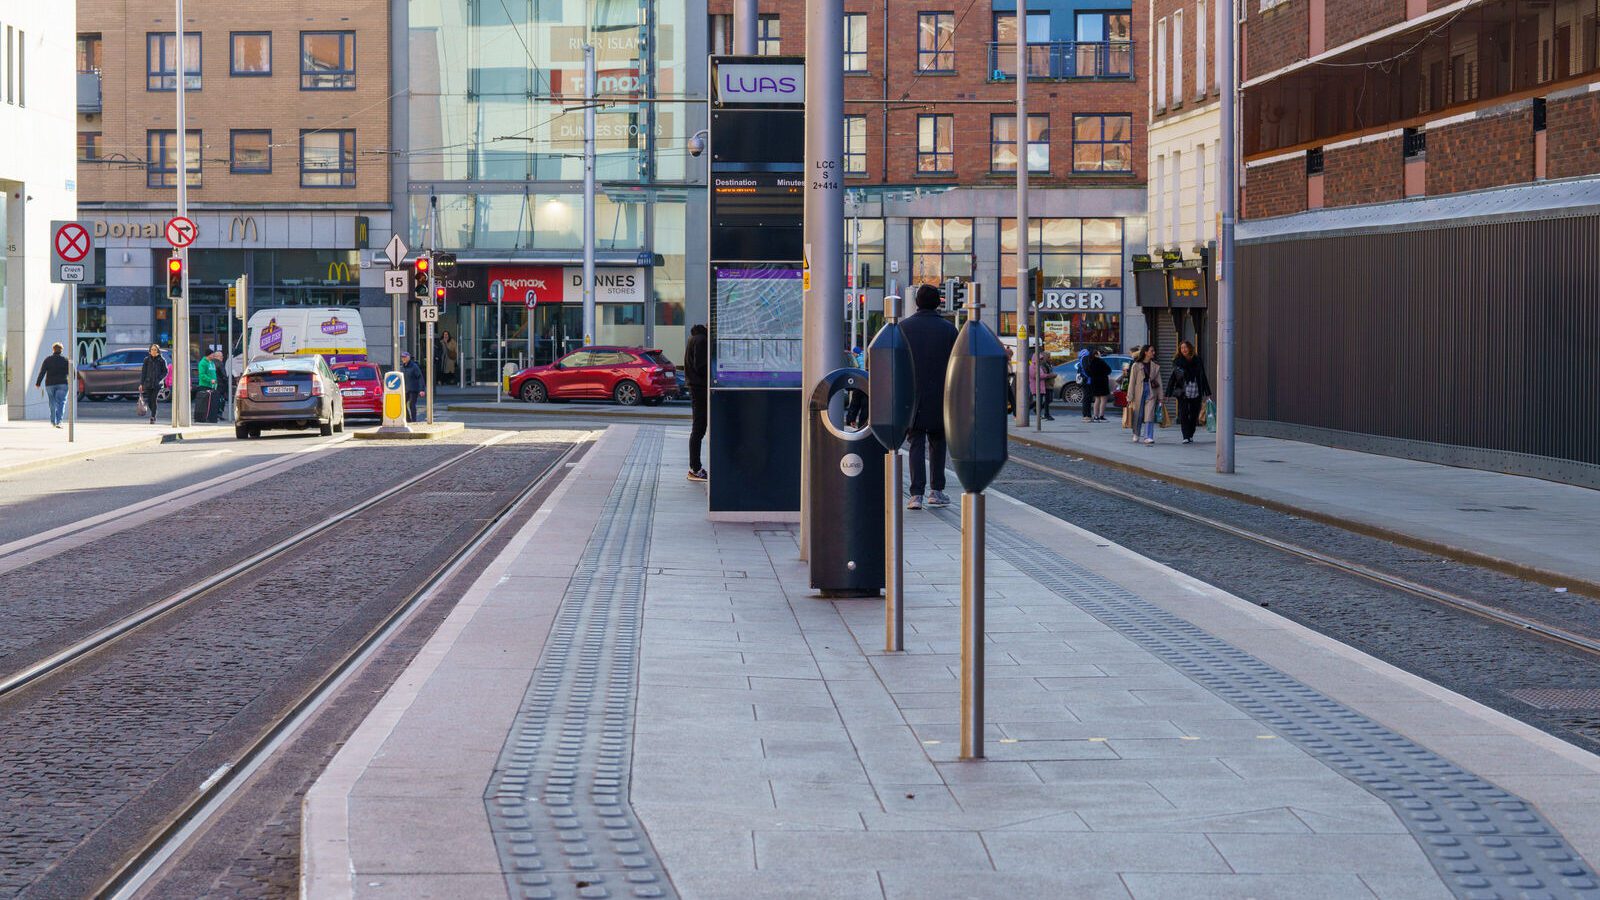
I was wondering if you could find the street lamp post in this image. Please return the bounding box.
[171,0,191,428]
[1012,0,1031,427]
[1216,0,1237,473]
[582,44,597,348]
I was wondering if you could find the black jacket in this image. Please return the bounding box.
[400,360,425,394]
[35,353,69,387]
[1083,355,1112,397]
[139,354,168,390]
[1168,353,1211,399]
[683,330,708,390]
[898,307,958,433]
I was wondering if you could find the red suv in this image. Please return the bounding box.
[331,361,384,418]
[508,347,679,406]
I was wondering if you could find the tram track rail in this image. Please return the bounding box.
[95,434,588,900]
[1007,453,1600,661]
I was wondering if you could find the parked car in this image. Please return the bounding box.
[1052,353,1133,407]
[78,348,169,401]
[331,361,383,420]
[508,347,680,406]
[234,356,345,439]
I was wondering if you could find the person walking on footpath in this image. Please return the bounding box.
[899,283,958,510]
[441,330,460,387]
[1125,345,1164,445]
[1167,340,1211,444]
[1076,347,1092,420]
[35,342,70,428]
[1084,347,1112,421]
[139,344,167,425]
[195,349,219,423]
[1030,352,1055,421]
[684,323,709,482]
[400,350,425,422]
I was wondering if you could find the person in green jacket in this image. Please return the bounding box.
[196,350,219,422]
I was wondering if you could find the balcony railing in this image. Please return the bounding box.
[987,41,1134,81]
[77,72,101,113]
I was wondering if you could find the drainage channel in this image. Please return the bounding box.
[933,506,1600,900]
[484,427,676,900]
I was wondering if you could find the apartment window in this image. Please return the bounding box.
[1196,0,1208,97]
[301,31,355,90]
[844,115,867,174]
[917,114,955,174]
[1155,18,1167,109]
[301,129,356,187]
[1152,155,1166,246]
[708,15,732,55]
[1169,149,1181,241]
[1194,145,1206,245]
[231,32,271,76]
[994,13,1051,77]
[77,34,102,73]
[990,114,1049,173]
[1073,114,1133,173]
[910,218,973,286]
[78,132,101,161]
[1173,9,1185,104]
[147,129,202,188]
[918,12,956,72]
[844,14,868,72]
[147,32,201,91]
[231,130,272,173]
[758,15,781,56]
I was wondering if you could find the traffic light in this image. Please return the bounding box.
[166,254,184,300]
[433,252,457,275]
[1025,266,1044,310]
[413,255,431,301]
[942,278,968,312]
[433,285,447,311]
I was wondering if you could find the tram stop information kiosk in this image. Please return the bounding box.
[706,55,807,519]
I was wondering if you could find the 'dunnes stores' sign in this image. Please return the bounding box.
[487,266,646,306]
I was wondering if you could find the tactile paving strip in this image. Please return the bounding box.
[933,505,1599,900]
[485,428,676,900]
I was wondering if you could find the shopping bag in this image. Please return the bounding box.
[1121,405,1132,429]
[1197,401,1209,426]
[1205,399,1217,433]
[136,396,148,417]
[1157,403,1171,428]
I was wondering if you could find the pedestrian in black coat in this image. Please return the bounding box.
[1084,349,1112,421]
[139,345,168,425]
[897,284,958,509]
[1167,341,1212,443]
[400,351,425,421]
[683,324,709,481]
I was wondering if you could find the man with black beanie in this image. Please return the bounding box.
[896,283,958,509]
[683,323,709,481]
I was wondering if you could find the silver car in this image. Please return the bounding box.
[235,356,346,439]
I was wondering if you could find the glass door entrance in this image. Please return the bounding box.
[467,303,583,384]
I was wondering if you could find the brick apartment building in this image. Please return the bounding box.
[1141,0,1222,360]
[75,0,393,363]
[708,0,1149,355]
[1230,0,1600,487]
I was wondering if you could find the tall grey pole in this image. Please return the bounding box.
[883,293,904,654]
[497,293,504,404]
[426,198,437,424]
[172,0,191,428]
[582,44,597,347]
[1216,0,1237,473]
[68,284,77,442]
[1033,296,1042,430]
[800,0,845,559]
[1012,0,1030,427]
[734,0,759,54]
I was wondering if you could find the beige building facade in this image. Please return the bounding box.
[76,0,394,361]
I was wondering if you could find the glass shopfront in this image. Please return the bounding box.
[152,249,361,358]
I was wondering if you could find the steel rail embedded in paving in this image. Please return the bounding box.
[98,437,585,900]
[0,434,510,703]
[485,427,676,900]
[932,503,1600,898]
[1008,454,1600,660]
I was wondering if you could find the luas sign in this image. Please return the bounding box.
[714,63,805,105]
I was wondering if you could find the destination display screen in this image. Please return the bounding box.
[710,265,804,388]
[711,173,803,224]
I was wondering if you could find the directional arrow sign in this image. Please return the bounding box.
[384,233,409,269]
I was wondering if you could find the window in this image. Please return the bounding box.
[301,31,355,90]
[231,32,271,76]
[1194,146,1206,244]
[1072,114,1133,173]
[758,15,781,56]
[917,114,954,173]
[1155,18,1167,109]
[910,218,973,286]
[993,14,1051,77]
[1173,9,1185,104]
[1000,218,1124,291]
[708,14,732,55]
[848,219,886,288]
[1196,0,1208,97]
[918,12,955,71]
[844,13,868,72]
[77,34,101,73]
[231,130,272,173]
[147,32,200,91]
[1152,155,1165,246]
[78,132,101,161]
[301,129,356,187]
[844,115,867,174]
[1169,149,1181,241]
[990,114,1049,173]
[147,130,202,188]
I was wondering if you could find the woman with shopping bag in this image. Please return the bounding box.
[1124,345,1164,445]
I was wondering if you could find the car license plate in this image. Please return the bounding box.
[341,388,364,397]
[264,385,296,395]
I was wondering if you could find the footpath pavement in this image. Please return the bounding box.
[1009,415,1600,594]
[0,419,229,478]
[303,423,1600,900]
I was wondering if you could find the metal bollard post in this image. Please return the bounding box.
[867,293,915,654]
[885,449,904,652]
[960,491,985,759]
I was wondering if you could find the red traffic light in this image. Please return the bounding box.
[414,256,430,275]
[433,286,446,301]
[167,258,182,274]
[166,254,184,299]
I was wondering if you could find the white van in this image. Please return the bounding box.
[242,308,368,368]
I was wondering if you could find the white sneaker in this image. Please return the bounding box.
[1143,438,1155,445]
[906,495,924,510]
[927,490,951,508]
